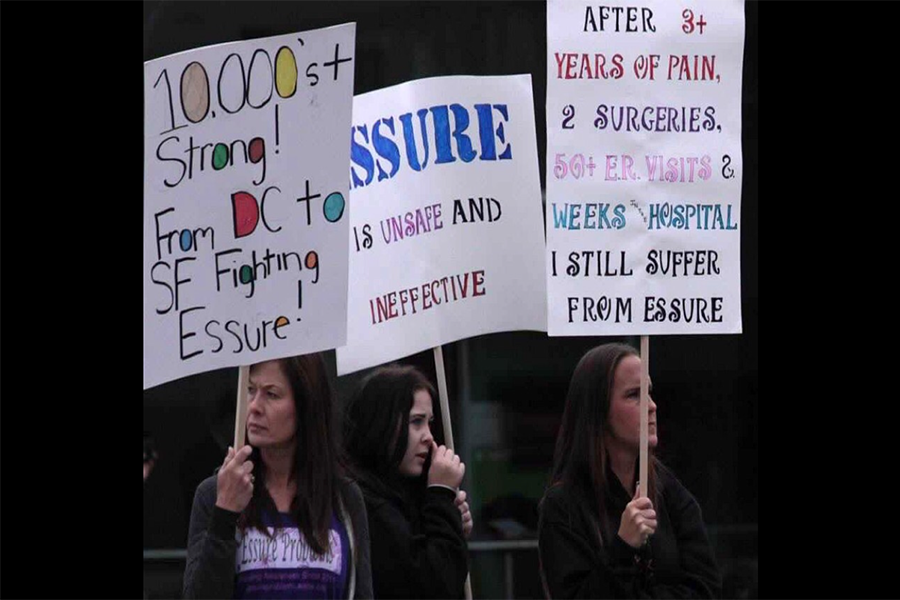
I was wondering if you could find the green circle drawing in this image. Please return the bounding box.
[323,192,345,223]
[213,143,229,170]
[239,265,254,284]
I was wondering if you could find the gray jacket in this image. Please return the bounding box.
[183,474,373,599]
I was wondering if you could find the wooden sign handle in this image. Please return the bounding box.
[433,346,473,600]
[639,336,649,499]
[233,365,250,449]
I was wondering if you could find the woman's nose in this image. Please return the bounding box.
[248,391,263,413]
[423,424,434,444]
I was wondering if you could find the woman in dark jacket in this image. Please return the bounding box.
[183,354,373,599]
[539,343,721,598]
[343,364,472,599]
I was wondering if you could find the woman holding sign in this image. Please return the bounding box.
[343,365,471,599]
[183,354,373,599]
[538,343,721,598]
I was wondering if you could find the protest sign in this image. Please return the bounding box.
[546,0,745,336]
[144,24,356,389]
[337,75,547,375]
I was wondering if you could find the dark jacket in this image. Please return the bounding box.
[360,479,468,599]
[538,462,721,599]
[183,474,374,599]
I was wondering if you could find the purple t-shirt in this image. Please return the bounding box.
[233,510,350,599]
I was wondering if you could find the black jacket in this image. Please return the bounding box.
[360,480,468,599]
[538,462,721,599]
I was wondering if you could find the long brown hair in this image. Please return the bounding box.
[546,343,658,545]
[238,353,341,555]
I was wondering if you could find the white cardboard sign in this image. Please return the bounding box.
[144,24,356,389]
[337,75,547,374]
[546,0,744,336]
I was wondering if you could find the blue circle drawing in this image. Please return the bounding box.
[180,230,193,251]
[323,192,345,222]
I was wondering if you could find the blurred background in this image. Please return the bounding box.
[143,2,758,598]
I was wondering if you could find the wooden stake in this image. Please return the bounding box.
[433,346,473,600]
[234,364,250,449]
[639,336,649,498]
[433,346,455,450]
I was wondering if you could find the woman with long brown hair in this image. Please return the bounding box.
[539,343,721,598]
[183,354,373,599]
[343,364,471,599]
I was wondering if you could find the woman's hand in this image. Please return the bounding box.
[427,441,465,489]
[215,445,255,513]
[455,490,473,538]
[617,484,657,549]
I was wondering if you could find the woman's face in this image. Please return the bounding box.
[398,389,435,477]
[247,360,297,450]
[605,355,657,454]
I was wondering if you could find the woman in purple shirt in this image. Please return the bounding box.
[183,354,373,599]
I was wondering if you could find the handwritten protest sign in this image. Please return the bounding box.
[546,0,744,336]
[144,24,356,390]
[336,75,547,375]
